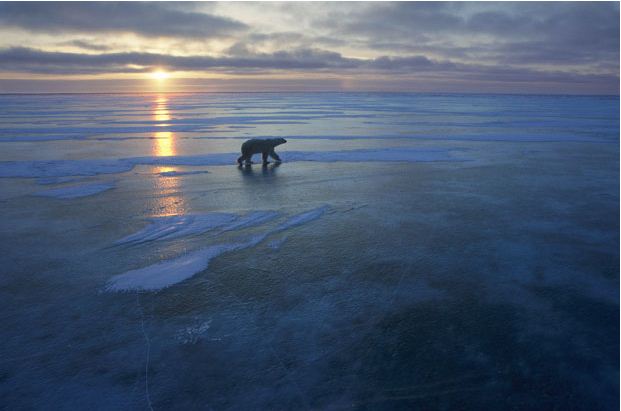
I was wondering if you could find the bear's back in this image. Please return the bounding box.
[242,138,277,153]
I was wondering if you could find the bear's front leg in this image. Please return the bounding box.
[269,149,281,163]
[262,152,270,164]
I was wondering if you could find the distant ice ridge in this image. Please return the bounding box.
[0,148,459,179]
[115,210,280,246]
[34,182,114,199]
[106,205,329,292]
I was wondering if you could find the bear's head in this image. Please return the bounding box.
[274,137,287,146]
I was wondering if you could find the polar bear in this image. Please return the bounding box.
[237,138,287,165]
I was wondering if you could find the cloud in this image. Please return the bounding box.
[0,47,361,74]
[366,55,456,71]
[317,2,619,69]
[60,40,111,52]
[0,46,468,74]
[0,46,616,94]
[0,2,617,94]
[0,2,246,38]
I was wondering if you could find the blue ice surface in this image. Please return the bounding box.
[33,182,115,199]
[0,92,618,410]
[0,148,462,178]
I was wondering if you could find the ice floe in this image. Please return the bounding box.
[34,182,114,199]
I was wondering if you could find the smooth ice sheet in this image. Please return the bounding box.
[34,182,114,199]
[0,148,460,179]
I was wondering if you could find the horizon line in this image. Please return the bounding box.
[0,91,618,97]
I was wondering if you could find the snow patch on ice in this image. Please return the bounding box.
[176,320,212,344]
[115,213,237,245]
[115,210,280,246]
[272,205,329,233]
[106,205,329,292]
[107,242,246,291]
[34,182,114,199]
[107,233,268,292]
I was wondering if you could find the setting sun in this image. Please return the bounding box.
[150,69,169,80]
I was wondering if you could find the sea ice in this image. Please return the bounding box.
[106,242,250,292]
[115,213,237,245]
[220,210,280,232]
[0,148,460,179]
[176,320,212,344]
[158,170,209,177]
[36,176,86,185]
[34,182,114,199]
[106,205,329,292]
[272,205,330,233]
[268,236,288,250]
[0,158,135,178]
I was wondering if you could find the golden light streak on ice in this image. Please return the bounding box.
[150,95,186,217]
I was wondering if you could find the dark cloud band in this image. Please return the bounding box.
[0,2,246,38]
[0,46,616,93]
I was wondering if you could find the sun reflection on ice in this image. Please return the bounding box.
[151,95,186,216]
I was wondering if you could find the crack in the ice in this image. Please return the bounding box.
[267,345,312,411]
[208,263,313,410]
[137,293,154,411]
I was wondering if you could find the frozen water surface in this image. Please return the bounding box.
[34,182,115,199]
[0,93,618,410]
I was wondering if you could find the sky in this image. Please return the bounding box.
[0,1,618,94]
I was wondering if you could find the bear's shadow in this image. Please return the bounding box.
[238,162,281,180]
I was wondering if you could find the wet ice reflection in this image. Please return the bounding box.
[151,95,186,216]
